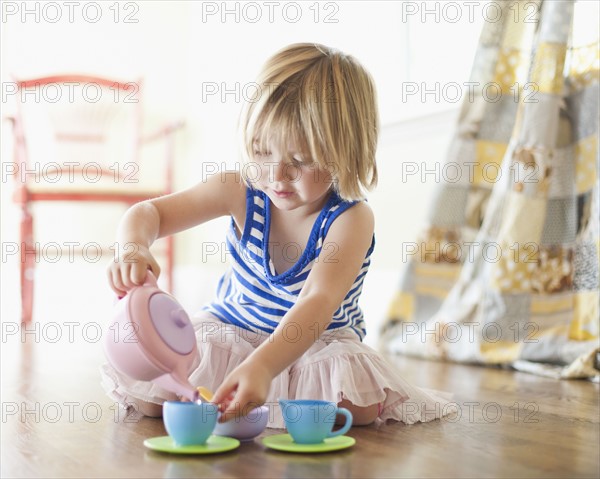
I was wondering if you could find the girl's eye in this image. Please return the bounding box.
[253,150,271,157]
[291,156,314,167]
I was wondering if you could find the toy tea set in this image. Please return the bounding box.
[104,272,355,454]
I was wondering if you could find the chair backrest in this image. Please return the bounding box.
[12,75,145,190]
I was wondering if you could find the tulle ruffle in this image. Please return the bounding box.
[100,314,457,428]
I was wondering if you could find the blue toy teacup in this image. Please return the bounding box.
[279,399,353,444]
[163,401,218,446]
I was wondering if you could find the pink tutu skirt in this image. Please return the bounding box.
[101,313,456,428]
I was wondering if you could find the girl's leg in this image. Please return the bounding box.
[129,399,164,418]
[337,398,380,426]
[129,391,179,418]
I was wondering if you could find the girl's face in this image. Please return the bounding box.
[250,140,333,213]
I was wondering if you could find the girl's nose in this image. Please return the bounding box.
[270,160,289,182]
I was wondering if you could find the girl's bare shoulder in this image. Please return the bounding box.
[339,200,374,231]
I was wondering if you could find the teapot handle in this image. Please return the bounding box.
[143,269,159,287]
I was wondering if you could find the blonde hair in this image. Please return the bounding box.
[238,43,379,201]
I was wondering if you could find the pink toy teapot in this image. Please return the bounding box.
[103,271,200,402]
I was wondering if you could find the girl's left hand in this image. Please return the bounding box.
[212,359,273,423]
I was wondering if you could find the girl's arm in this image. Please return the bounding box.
[213,201,375,420]
[107,171,244,295]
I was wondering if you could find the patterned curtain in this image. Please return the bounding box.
[380,0,599,379]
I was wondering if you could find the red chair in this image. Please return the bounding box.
[7,74,183,323]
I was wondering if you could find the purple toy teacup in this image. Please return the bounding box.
[213,406,269,441]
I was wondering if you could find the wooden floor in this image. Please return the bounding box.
[1,322,598,479]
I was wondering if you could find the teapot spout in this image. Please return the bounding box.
[152,373,199,402]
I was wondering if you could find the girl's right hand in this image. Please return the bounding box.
[106,243,161,297]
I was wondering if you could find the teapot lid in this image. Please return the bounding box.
[148,293,195,355]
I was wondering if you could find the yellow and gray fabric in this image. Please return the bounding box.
[381,0,599,380]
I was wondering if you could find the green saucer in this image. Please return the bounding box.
[144,435,240,454]
[262,433,355,453]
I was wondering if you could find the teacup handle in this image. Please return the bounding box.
[327,407,353,438]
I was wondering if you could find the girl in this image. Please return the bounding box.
[103,43,454,428]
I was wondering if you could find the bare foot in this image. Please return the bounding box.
[337,398,379,426]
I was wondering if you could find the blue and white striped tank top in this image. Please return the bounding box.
[202,187,375,340]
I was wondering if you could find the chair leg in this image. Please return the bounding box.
[20,205,35,324]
